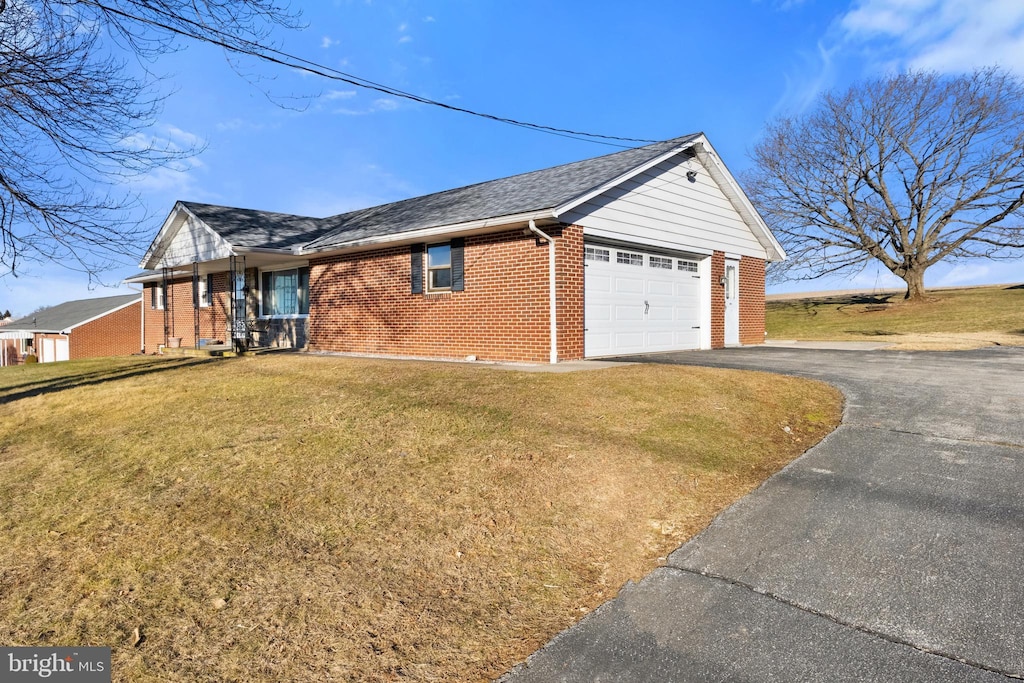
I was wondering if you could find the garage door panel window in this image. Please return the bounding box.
[585,246,610,262]
[678,260,699,273]
[649,256,673,269]
[617,251,643,266]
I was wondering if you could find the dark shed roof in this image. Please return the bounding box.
[4,294,140,333]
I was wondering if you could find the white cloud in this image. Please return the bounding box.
[838,0,1024,74]
[398,34,413,44]
[935,263,992,286]
[324,89,357,100]
[397,22,408,32]
[773,40,839,115]
[130,163,202,195]
[321,36,338,49]
[116,124,206,195]
[335,98,400,115]
[772,0,1024,119]
[423,15,436,22]
[215,118,272,132]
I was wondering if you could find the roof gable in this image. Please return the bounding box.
[141,204,235,270]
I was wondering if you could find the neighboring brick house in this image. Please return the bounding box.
[126,133,785,363]
[0,294,141,365]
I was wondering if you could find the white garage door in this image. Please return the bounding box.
[584,244,702,357]
[39,337,70,363]
[56,337,70,362]
[40,338,54,363]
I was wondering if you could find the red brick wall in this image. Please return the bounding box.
[710,251,725,349]
[556,225,585,361]
[69,301,142,358]
[143,273,231,351]
[739,256,766,345]
[308,226,581,363]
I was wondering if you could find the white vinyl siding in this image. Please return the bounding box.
[159,217,233,268]
[563,156,767,259]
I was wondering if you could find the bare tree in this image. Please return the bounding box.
[0,0,299,279]
[747,68,1024,300]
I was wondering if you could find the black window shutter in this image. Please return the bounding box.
[450,238,465,291]
[410,243,424,294]
[192,270,200,308]
[298,267,310,315]
[150,284,156,309]
[261,272,272,315]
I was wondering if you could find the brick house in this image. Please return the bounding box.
[0,294,142,365]
[126,133,785,363]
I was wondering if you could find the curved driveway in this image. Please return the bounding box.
[504,346,1024,682]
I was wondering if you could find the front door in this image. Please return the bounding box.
[724,259,739,346]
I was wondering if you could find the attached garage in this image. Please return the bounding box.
[584,243,708,357]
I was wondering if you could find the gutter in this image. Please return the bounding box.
[528,220,558,365]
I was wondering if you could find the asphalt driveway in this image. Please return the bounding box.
[503,346,1024,682]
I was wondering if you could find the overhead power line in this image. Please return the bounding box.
[86,1,660,148]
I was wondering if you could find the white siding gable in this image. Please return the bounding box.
[561,154,768,259]
[156,215,233,268]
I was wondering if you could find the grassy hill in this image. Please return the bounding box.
[767,284,1024,350]
[0,354,840,681]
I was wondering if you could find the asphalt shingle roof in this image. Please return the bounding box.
[178,204,330,250]
[4,294,140,332]
[305,134,700,251]
[176,134,700,254]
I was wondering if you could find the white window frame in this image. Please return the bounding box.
[197,276,210,308]
[154,283,165,310]
[426,243,452,292]
[260,267,310,318]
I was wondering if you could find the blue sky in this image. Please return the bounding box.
[6,0,1024,316]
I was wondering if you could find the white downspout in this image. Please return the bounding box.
[528,220,558,364]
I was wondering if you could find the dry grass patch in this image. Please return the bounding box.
[768,284,1024,350]
[0,354,840,681]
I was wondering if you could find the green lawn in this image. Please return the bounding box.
[767,284,1024,349]
[0,354,840,681]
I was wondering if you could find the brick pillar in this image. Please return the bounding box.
[739,257,766,345]
[710,251,725,349]
[556,224,585,361]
